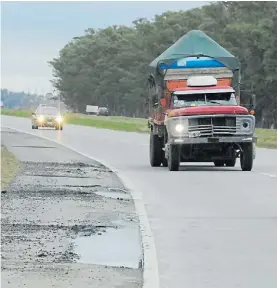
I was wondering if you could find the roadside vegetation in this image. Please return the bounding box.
[2,2,277,129]
[1,108,277,148]
[0,108,148,133]
[48,1,277,128]
[255,129,277,149]
[1,146,21,190]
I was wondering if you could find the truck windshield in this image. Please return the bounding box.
[172,92,238,108]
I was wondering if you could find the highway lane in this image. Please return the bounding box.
[2,115,277,288]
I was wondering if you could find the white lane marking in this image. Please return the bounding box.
[253,169,277,179]
[260,172,277,178]
[2,125,159,288]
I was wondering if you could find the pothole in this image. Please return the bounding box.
[72,224,142,269]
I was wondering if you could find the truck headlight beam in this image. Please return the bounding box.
[175,124,185,133]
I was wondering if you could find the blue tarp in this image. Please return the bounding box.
[149,30,240,72]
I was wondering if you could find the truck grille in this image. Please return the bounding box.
[188,117,238,136]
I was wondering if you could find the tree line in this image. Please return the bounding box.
[1,89,44,109]
[47,1,276,128]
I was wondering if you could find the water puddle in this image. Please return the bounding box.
[73,224,142,268]
[94,190,131,200]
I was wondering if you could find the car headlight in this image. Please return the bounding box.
[38,115,44,122]
[56,116,63,123]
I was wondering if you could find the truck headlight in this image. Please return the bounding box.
[167,118,189,137]
[241,119,252,131]
[237,117,255,134]
[175,124,185,133]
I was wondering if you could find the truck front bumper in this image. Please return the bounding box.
[169,136,257,145]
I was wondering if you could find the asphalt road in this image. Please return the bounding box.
[2,115,277,288]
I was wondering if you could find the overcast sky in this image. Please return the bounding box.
[1,1,207,94]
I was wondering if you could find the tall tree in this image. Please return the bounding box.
[49,1,277,126]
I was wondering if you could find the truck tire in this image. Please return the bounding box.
[225,158,236,167]
[240,143,253,171]
[150,131,162,167]
[214,160,225,167]
[168,145,180,171]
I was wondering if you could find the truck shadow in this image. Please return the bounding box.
[178,164,240,172]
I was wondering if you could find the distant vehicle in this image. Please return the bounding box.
[97,107,109,116]
[31,105,64,130]
[86,105,98,115]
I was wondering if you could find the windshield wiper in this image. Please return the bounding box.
[207,100,223,105]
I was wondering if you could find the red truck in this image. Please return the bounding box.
[147,30,256,171]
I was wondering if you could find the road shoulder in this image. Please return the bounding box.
[1,128,143,288]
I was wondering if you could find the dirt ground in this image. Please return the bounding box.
[1,128,143,288]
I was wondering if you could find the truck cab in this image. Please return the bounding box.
[161,76,256,170]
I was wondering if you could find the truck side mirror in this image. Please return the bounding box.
[160,98,167,108]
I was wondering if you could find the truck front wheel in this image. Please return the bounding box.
[150,131,162,167]
[168,145,180,171]
[240,143,253,171]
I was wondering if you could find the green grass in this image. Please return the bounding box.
[1,146,21,190]
[65,113,149,133]
[255,128,277,149]
[1,108,32,118]
[0,108,149,133]
[1,108,277,149]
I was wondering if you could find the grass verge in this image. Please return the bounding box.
[0,109,149,133]
[1,146,21,190]
[255,128,277,149]
[66,113,149,133]
[1,108,277,149]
